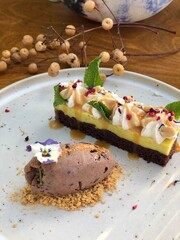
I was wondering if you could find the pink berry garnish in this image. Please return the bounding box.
[126,114,132,120]
[132,204,138,210]
[72,82,77,88]
[85,88,95,97]
[155,109,160,113]
[149,111,155,117]
[5,108,10,112]
[72,80,82,88]
[59,85,65,92]
[76,79,82,83]
[169,111,175,116]
[163,109,169,114]
[123,96,128,100]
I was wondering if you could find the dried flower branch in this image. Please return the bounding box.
[0,0,179,78]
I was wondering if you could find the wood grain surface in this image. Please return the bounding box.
[0,0,179,89]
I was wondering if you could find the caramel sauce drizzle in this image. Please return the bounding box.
[175,142,180,152]
[128,152,139,160]
[95,140,110,149]
[70,129,86,140]
[49,119,64,129]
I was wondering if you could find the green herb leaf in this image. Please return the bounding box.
[165,101,180,120]
[39,168,43,187]
[84,57,103,88]
[88,101,112,120]
[53,85,67,107]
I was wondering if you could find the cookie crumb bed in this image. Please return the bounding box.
[21,164,122,210]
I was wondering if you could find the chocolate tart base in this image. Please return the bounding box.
[55,109,176,166]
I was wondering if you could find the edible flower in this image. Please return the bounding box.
[26,139,62,164]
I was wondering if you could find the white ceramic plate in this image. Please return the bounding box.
[0,69,180,240]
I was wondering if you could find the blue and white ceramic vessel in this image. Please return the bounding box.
[59,0,173,23]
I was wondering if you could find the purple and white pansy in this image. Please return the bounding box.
[26,139,62,164]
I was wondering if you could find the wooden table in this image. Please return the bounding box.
[0,0,180,90]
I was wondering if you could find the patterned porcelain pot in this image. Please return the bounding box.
[59,0,173,23]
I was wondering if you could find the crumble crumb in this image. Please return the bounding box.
[20,164,122,211]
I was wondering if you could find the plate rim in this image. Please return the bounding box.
[0,67,180,240]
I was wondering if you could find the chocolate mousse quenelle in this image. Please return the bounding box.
[25,139,116,197]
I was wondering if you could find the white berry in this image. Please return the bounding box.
[113,64,124,76]
[112,49,124,62]
[48,62,60,77]
[67,53,78,65]
[60,40,70,51]
[84,0,95,12]
[0,61,7,72]
[36,34,46,42]
[100,73,107,82]
[28,63,38,74]
[35,41,47,52]
[102,18,113,30]
[79,41,86,49]
[58,53,68,63]
[29,48,37,56]
[22,35,34,47]
[49,39,60,49]
[2,50,11,58]
[19,48,29,60]
[99,51,110,63]
[65,25,76,36]
[10,47,19,54]
[1,57,11,64]
[70,59,80,68]
[11,52,22,63]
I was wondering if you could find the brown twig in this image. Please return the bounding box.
[126,48,180,57]
[49,26,65,43]
[122,23,176,34]
[82,25,88,67]
[101,0,125,51]
[66,22,175,45]
[108,30,117,49]
[102,0,118,23]
[117,23,125,52]
[95,7,104,19]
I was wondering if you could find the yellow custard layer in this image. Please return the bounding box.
[56,105,176,156]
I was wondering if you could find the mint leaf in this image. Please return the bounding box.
[88,101,112,120]
[165,101,180,120]
[84,57,103,88]
[53,85,67,107]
